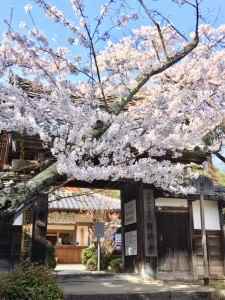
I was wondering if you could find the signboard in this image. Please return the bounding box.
[114,233,122,251]
[95,222,105,239]
[143,189,157,257]
[125,230,137,256]
[124,200,136,225]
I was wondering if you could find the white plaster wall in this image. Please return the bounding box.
[192,200,221,230]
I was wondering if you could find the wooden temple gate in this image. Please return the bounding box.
[0,130,224,280]
[63,178,225,280]
[119,182,225,280]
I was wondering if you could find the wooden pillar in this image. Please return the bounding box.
[142,188,157,277]
[120,187,126,272]
[136,184,145,273]
[200,192,209,285]
[121,183,138,273]
[188,200,196,279]
[31,193,48,264]
[121,183,157,277]
[218,201,225,276]
[0,132,11,170]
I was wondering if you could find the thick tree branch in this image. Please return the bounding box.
[111,0,200,115]
[0,163,64,214]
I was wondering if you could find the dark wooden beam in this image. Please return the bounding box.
[218,201,225,276]
[31,193,48,264]
[200,192,210,285]
[66,180,123,190]
[188,200,195,279]
[120,187,126,272]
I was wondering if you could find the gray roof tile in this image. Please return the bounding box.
[49,191,120,211]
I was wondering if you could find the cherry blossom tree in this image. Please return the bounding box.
[1,0,225,211]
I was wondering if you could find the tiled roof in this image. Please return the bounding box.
[49,190,121,211]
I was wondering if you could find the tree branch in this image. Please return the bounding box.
[111,0,200,115]
[137,0,170,60]
[215,152,225,164]
[77,5,109,111]
[0,163,64,214]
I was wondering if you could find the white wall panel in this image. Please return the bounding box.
[192,200,220,230]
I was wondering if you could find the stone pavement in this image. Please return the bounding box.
[55,263,113,278]
[55,264,87,275]
[57,273,215,299]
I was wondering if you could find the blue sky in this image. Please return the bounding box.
[1,0,225,170]
[0,0,225,44]
[0,1,224,58]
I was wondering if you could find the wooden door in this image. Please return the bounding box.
[157,212,191,273]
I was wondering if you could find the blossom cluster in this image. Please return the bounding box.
[0,0,224,193]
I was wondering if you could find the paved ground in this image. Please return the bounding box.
[55,264,215,298]
[57,273,214,297]
[55,264,87,275]
[55,264,111,277]
[0,263,218,299]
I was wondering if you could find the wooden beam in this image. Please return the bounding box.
[0,132,11,170]
[137,184,145,273]
[120,187,126,272]
[218,201,225,276]
[188,200,196,279]
[31,193,48,264]
[200,192,210,285]
[143,188,157,278]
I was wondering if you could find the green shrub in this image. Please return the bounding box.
[0,263,63,300]
[86,255,98,271]
[81,246,96,265]
[108,257,122,273]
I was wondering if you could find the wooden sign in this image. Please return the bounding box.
[124,200,136,225]
[125,230,137,256]
[143,189,157,257]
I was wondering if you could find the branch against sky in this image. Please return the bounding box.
[1,0,200,105]
[0,0,225,198]
[110,0,200,114]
